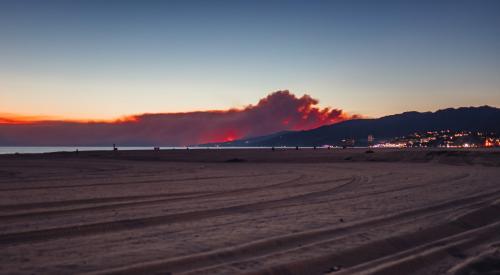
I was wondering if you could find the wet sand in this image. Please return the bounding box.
[0,148,499,274]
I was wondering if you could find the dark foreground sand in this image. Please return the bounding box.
[0,148,499,274]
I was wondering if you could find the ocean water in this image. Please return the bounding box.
[0,146,280,154]
[0,146,158,154]
[0,146,357,155]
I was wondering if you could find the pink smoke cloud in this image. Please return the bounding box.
[0,91,356,146]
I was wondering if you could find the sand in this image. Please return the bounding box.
[0,148,499,274]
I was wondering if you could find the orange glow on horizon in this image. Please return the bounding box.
[1,110,356,126]
[0,113,138,125]
[220,130,241,143]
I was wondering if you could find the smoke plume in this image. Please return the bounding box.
[0,91,355,146]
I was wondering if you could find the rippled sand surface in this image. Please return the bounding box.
[0,148,499,274]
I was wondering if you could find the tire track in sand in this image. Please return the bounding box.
[0,174,308,221]
[0,172,290,192]
[85,190,500,275]
[0,176,358,245]
[244,201,500,275]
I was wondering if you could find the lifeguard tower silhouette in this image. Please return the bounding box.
[367,134,374,147]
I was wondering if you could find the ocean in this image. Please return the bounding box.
[0,146,281,154]
[0,146,160,154]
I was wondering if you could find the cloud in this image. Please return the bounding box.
[0,91,356,146]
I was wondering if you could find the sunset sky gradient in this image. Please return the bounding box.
[1,0,499,121]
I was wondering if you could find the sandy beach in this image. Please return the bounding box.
[1,148,499,274]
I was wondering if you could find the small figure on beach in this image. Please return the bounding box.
[272,147,275,151]
[113,144,118,151]
[296,146,299,150]
[342,138,355,149]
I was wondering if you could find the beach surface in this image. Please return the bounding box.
[1,148,499,274]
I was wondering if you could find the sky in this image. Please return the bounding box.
[1,0,499,120]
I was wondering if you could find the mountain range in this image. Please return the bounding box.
[201,106,500,147]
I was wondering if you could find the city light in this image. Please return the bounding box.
[374,130,499,148]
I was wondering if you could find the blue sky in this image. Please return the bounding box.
[1,0,499,119]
